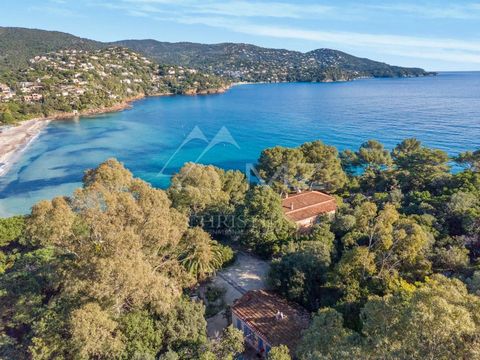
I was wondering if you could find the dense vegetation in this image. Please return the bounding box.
[156,139,480,358]
[114,41,434,82]
[259,139,480,359]
[0,27,435,124]
[0,27,102,72]
[1,138,478,359]
[0,159,240,359]
[0,27,433,85]
[0,47,228,124]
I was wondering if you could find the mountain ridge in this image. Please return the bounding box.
[0,27,435,81]
[0,27,103,70]
[114,39,433,81]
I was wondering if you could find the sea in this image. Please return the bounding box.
[1,72,479,216]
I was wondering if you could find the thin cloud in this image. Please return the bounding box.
[166,16,480,64]
[115,0,480,20]
[170,16,480,52]
[119,0,334,19]
[193,1,333,19]
[236,25,480,53]
[89,0,480,66]
[384,49,480,64]
[28,5,83,18]
[369,3,480,20]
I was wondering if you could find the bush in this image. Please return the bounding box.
[219,245,235,268]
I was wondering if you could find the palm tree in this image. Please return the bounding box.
[179,227,224,280]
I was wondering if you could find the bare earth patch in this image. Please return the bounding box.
[207,252,269,338]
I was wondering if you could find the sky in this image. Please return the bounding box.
[3,0,480,71]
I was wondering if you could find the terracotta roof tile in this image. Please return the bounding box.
[232,290,310,351]
[282,191,337,222]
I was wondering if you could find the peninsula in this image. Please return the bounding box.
[0,26,435,177]
[0,26,436,125]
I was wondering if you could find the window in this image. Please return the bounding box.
[236,318,242,330]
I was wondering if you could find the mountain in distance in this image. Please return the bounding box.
[113,40,435,82]
[0,26,435,82]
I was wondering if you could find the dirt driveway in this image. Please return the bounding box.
[207,252,269,337]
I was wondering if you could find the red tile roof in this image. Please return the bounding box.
[232,290,310,351]
[282,191,337,222]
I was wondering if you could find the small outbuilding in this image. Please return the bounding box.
[231,290,310,357]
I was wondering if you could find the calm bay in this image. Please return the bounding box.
[1,72,479,216]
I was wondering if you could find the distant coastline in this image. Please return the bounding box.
[0,85,231,177]
[2,72,479,216]
[0,72,440,178]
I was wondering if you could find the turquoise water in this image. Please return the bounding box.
[1,72,480,216]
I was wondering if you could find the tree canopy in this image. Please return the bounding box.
[257,141,347,195]
[297,275,480,360]
[266,139,480,355]
[0,159,232,359]
[1,138,479,359]
[240,185,296,257]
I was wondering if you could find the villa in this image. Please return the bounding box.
[232,290,310,358]
[282,190,337,228]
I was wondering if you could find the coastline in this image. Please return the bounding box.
[0,94,148,177]
[0,72,433,178]
[0,86,231,178]
[0,119,51,177]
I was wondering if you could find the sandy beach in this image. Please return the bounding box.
[0,119,50,177]
[0,86,233,178]
[0,94,148,177]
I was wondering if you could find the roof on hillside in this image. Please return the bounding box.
[232,290,310,351]
[282,190,337,222]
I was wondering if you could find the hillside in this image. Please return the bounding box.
[0,27,103,71]
[113,40,434,81]
[0,47,228,123]
[0,27,434,84]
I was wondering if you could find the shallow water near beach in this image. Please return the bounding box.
[1,72,480,216]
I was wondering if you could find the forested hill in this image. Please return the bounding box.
[0,27,103,71]
[0,27,434,82]
[112,40,434,81]
[0,47,229,123]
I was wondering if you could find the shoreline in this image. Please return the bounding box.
[0,119,51,177]
[0,94,148,177]
[0,73,429,178]
[0,86,231,178]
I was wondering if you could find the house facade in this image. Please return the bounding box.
[282,190,337,228]
[231,290,310,358]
